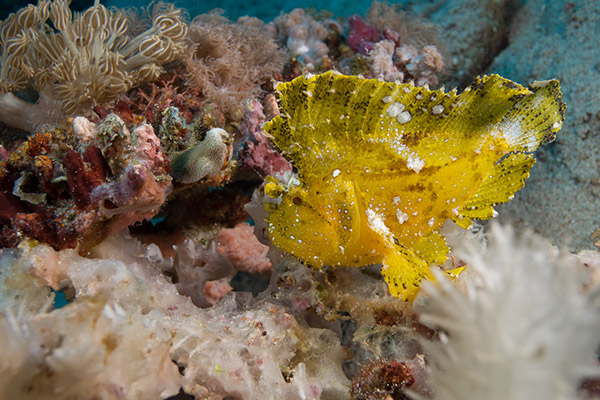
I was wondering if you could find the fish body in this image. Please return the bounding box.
[264,71,565,300]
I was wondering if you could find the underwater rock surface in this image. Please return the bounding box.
[491,0,600,251]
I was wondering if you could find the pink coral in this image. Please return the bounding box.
[203,278,234,306]
[238,100,292,178]
[133,124,167,171]
[369,40,404,82]
[216,222,273,275]
[89,120,171,233]
[172,240,235,308]
[396,44,444,86]
[359,2,445,86]
[91,163,168,217]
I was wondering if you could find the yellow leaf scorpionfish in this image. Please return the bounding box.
[262,71,565,300]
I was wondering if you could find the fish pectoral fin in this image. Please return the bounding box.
[411,231,449,265]
[328,179,361,249]
[455,152,536,224]
[382,245,433,301]
[444,266,465,279]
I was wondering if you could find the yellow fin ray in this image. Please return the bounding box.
[459,153,536,220]
[266,186,338,267]
[382,245,433,301]
[411,231,449,265]
[488,79,565,152]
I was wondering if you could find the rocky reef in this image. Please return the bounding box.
[0,1,599,399]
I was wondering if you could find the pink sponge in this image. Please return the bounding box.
[216,222,273,275]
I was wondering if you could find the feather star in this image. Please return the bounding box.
[262,71,565,300]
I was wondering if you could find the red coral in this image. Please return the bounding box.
[64,148,109,209]
[13,206,78,249]
[0,191,30,223]
[0,115,171,252]
[130,71,203,126]
[83,145,113,179]
[348,15,380,53]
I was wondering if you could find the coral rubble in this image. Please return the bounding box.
[0,232,353,400]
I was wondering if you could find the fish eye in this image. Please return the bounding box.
[293,196,302,205]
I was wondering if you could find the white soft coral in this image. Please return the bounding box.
[417,224,600,400]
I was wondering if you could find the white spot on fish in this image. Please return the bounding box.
[531,80,550,88]
[396,210,409,224]
[406,154,425,173]
[397,111,411,124]
[386,102,406,118]
[367,209,391,236]
[432,104,444,114]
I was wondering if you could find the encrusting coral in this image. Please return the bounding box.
[263,71,565,300]
[237,99,293,178]
[416,224,600,400]
[0,113,171,252]
[0,231,352,400]
[0,0,187,132]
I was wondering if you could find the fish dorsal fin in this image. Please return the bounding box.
[265,73,565,181]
